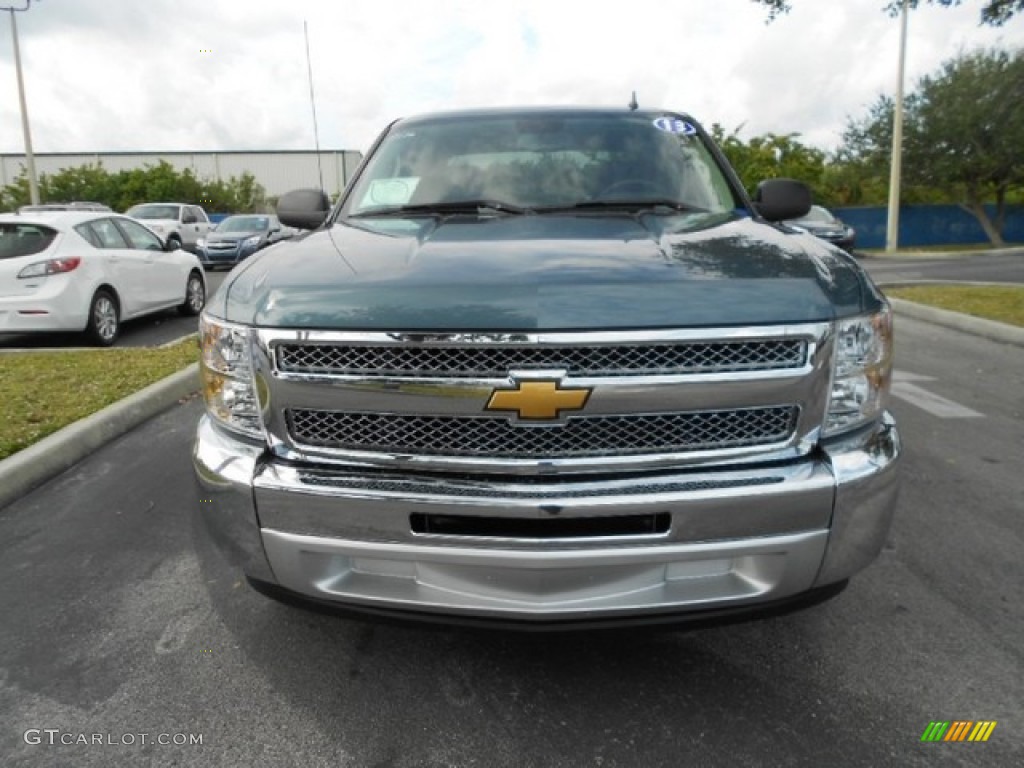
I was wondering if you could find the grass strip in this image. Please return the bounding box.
[886,284,1024,328]
[0,336,198,460]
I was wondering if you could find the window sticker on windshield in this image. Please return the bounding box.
[653,117,696,135]
[359,177,420,208]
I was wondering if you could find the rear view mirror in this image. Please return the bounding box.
[277,189,331,230]
[753,179,812,222]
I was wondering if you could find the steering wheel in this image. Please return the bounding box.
[596,179,666,198]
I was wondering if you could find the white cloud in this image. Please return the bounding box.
[0,0,1020,155]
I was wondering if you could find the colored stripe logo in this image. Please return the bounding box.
[921,721,997,742]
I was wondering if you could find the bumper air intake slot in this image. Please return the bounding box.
[410,512,670,539]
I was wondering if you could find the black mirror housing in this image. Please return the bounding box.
[277,189,331,230]
[753,179,812,222]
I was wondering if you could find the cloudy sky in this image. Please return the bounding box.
[0,0,1021,156]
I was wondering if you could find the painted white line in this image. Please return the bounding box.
[890,381,984,419]
[893,370,936,383]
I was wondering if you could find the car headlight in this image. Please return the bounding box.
[196,237,206,248]
[824,306,893,436]
[199,315,265,438]
[242,235,261,248]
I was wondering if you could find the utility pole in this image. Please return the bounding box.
[885,0,909,253]
[4,0,40,205]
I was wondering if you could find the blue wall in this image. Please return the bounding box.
[834,204,1024,249]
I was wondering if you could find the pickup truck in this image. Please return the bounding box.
[125,202,212,253]
[193,107,900,628]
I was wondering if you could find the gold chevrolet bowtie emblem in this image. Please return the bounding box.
[485,380,591,421]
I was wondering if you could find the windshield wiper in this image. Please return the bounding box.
[535,199,702,214]
[350,200,529,218]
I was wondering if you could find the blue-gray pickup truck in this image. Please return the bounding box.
[192,107,900,629]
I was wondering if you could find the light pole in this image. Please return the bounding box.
[885,0,909,253]
[3,0,40,205]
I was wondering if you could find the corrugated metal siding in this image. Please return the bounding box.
[0,150,362,199]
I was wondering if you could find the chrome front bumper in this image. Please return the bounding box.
[192,413,900,622]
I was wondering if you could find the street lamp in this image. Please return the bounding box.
[3,0,40,205]
[885,0,909,253]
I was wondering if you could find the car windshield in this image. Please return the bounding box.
[344,111,740,216]
[215,216,269,233]
[126,204,180,220]
[0,222,58,259]
[792,206,837,225]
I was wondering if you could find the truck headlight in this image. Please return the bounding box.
[824,306,893,436]
[199,315,264,438]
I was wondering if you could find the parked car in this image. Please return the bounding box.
[18,202,112,213]
[199,214,292,269]
[0,211,206,346]
[194,106,899,628]
[785,204,856,253]
[124,202,213,253]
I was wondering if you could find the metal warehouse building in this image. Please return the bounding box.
[0,149,363,200]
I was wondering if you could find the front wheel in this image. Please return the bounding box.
[179,270,206,316]
[85,288,119,347]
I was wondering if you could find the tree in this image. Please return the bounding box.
[840,48,1024,244]
[753,0,1023,26]
[0,161,268,214]
[712,125,832,204]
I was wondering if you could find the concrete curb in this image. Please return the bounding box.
[0,363,200,511]
[889,298,1024,347]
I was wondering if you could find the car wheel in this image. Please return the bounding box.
[85,289,120,347]
[179,270,206,316]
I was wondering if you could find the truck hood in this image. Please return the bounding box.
[132,218,177,229]
[211,212,875,330]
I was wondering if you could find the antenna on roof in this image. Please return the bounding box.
[303,20,325,193]
[628,91,638,111]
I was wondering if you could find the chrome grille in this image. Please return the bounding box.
[286,406,798,459]
[276,339,807,378]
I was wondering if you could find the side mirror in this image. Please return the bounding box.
[277,189,331,230]
[165,238,181,251]
[753,179,811,222]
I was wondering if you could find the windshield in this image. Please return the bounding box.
[0,222,58,259]
[215,216,270,233]
[126,204,180,220]
[344,112,740,216]
[792,206,838,225]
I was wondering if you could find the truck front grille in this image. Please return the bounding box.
[286,406,799,459]
[276,339,807,378]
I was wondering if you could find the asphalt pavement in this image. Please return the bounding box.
[861,248,1024,285]
[1,298,1023,766]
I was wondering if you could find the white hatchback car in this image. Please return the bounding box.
[0,211,206,346]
